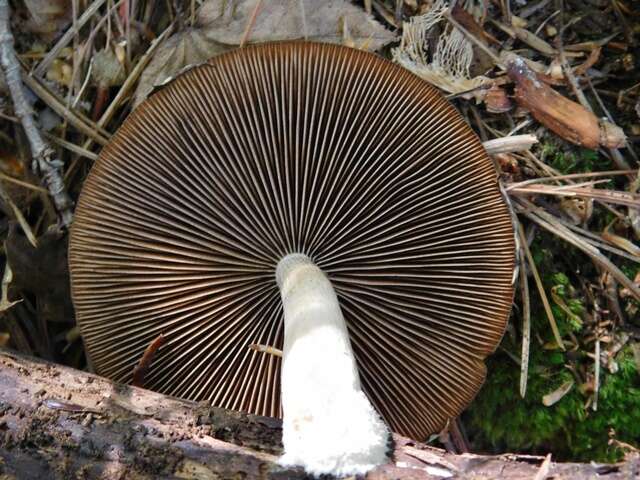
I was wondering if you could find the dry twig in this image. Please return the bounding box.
[0,0,74,227]
[483,135,538,155]
[131,334,166,388]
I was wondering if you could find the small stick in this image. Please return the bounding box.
[0,0,74,227]
[132,334,166,388]
[249,343,283,357]
[483,134,538,155]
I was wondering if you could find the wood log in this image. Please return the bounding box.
[0,349,637,479]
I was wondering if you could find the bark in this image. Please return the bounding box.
[0,349,638,480]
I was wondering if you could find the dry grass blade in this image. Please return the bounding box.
[240,0,264,47]
[32,0,108,78]
[517,221,565,350]
[509,183,640,208]
[516,220,531,398]
[82,22,175,153]
[0,172,48,193]
[593,337,600,412]
[20,72,110,146]
[542,215,640,265]
[601,225,640,258]
[43,132,98,161]
[515,198,640,300]
[506,170,636,189]
[0,183,38,248]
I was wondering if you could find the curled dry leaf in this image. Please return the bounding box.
[602,225,640,258]
[505,53,627,149]
[197,0,395,49]
[484,85,513,113]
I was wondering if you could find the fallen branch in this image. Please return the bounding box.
[0,349,637,479]
[0,0,73,227]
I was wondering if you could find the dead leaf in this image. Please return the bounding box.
[22,0,72,41]
[542,380,574,407]
[198,0,395,50]
[92,49,127,87]
[133,28,232,107]
[134,0,395,106]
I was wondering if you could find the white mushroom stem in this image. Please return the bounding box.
[276,253,390,477]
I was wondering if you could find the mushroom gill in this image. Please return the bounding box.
[69,41,515,443]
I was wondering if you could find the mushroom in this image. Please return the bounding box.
[69,42,515,476]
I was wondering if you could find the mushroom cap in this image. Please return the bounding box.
[69,41,515,440]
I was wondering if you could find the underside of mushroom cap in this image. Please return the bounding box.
[69,41,516,440]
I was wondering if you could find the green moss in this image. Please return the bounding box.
[467,230,640,462]
[467,346,640,462]
[543,144,610,174]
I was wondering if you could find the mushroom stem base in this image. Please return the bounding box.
[276,254,390,477]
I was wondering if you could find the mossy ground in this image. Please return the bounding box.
[466,153,640,463]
